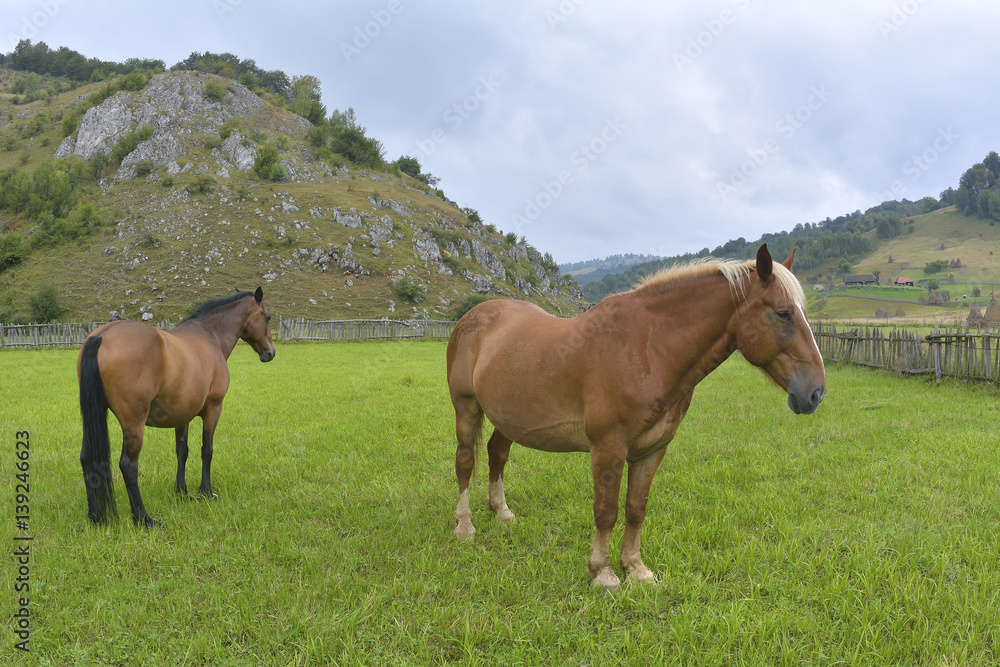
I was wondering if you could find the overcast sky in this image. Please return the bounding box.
[3,1,999,263]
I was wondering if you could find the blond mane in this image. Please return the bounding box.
[633,257,804,307]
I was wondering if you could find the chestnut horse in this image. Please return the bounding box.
[78,287,275,526]
[446,244,825,587]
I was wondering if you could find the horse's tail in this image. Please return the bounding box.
[79,336,116,523]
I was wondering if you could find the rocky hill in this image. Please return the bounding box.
[0,69,585,322]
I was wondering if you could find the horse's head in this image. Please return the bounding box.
[735,244,825,414]
[242,287,276,362]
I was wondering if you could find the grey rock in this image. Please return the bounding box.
[413,233,442,264]
[334,210,363,229]
[471,240,506,282]
[369,217,394,243]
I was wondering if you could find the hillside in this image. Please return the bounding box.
[580,202,1000,323]
[0,68,584,323]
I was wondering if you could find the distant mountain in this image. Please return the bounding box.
[558,253,662,285]
[0,59,584,323]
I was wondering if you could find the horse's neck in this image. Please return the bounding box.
[194,302,248,359]
[634,273,743,376]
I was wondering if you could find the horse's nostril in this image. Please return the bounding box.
[811,387,825,406]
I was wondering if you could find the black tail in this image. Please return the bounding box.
[79,336,116,523]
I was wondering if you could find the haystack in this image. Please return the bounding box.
[875,306,885,318]
[968,303,984,327]
[984,297,1000,325]
[895,303,906,317]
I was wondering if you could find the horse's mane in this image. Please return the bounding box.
[632,258,805,307]
[180,291,253,323]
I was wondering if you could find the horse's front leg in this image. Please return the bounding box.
[588,442,627,589]
[175,424,190,496]
[619,446,668,584]
[199,402,223,499]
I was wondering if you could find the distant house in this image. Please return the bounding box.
[894,276,914,286]
[845,274,877,286]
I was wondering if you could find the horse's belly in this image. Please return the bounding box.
[499,422,589,454]
[146,397,200,428]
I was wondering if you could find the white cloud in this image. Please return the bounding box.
[2,0,999,262]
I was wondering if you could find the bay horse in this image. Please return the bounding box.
[446,244,825,588]
[78,287,275,526]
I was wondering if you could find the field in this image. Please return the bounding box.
[3,341,1000,665]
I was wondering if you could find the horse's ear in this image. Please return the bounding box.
[255,286,263,303]
[756,244,773,282]
[782,247,796,271]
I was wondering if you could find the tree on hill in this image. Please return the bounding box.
[953,150,1000,222]
[5,39,163,82]
[289,75,326,125]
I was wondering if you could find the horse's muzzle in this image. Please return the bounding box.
[787,385,824,414]
[259,349,276,362]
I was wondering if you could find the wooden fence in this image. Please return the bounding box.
[812,322,1000,384]
[0,320,174,349]
[0,317,455,349]
[278,317,455,342]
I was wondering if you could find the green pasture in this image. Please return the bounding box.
[3,341,1000,665]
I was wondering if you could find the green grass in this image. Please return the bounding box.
[3,341,1000,664]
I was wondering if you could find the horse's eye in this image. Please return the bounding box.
[776,311,792,322]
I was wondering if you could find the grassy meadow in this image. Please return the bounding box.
[3,340,1000,665]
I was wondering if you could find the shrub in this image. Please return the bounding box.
[0,233,25,271]
[924,260,948,274]
[89,153,110,180]
[161,176,174,188]
[452,294,491,320]
[219,119,241,140]
[504,231,518,245]
[134,160,155,177]
[112,124,154,164]
[204,80,226,104]
[393,276,426,303]
[29,284,62,323]
[253,143,286,181]
[189,175,216,194]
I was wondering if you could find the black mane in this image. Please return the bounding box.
[180,291,253,323]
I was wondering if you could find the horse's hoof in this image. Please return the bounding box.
[625,565,657,585]
[454,523,476,541]
[136,515,161,529]
[591,568,621,590]
[497,509,516,524]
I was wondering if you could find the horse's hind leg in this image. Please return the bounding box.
[486,429,515,524]
[175,425,189,496]
[119,421,158,527]
[453,397,482,540]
